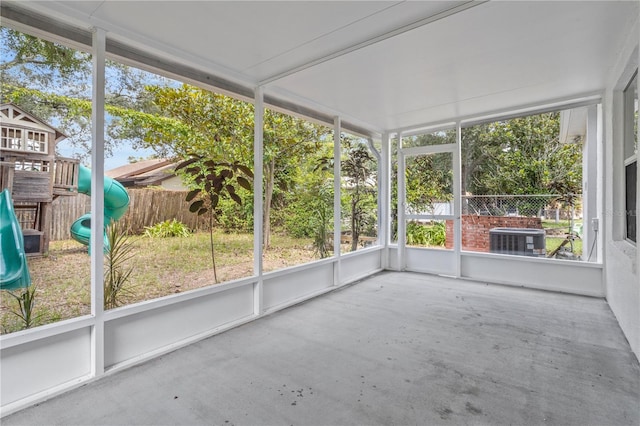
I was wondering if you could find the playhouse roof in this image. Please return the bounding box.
[0,103,67,143]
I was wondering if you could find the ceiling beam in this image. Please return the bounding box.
[259,0,489,86]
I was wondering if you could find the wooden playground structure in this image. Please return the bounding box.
[0,103,80,255]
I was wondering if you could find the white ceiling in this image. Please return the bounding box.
[6,1,639,134]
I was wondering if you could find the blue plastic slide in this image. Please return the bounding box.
[70,165,130,249]
[0,189,32,290]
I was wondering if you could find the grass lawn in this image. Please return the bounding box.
[1,231,318,334]
[546,236,583,257]
[541,219,583,232]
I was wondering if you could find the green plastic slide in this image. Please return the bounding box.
[0,189,31,290]
[70,165,130,249]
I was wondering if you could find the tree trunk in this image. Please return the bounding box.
[351,190,359,252]
[209,210,218,283]
[263,158,275,250]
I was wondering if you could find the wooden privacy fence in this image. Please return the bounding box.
[50,188,208,241]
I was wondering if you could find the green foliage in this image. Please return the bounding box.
[284,204,318,239]
[141,84,331,248]
[406,222,446,247]
[178,155,253,282]
[341,137,377,251]
[179,156,253,216]
[1,27,177,160]
[403,129,457,147]
[1,27,90,86]
[311,184,334,258]
[405,152,453,214]
[137,85,254,161]
[5,285,40,330]
[104,223,135,310]
[144,219,192,238]
[281,143,335,257]
[2,84,188,160]
[284,182,334,258]
[461,112,582,196]
[215,194,253,232]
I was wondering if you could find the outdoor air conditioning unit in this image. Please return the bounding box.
[489,228,546,257]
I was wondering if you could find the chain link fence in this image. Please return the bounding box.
[462,194,582,233]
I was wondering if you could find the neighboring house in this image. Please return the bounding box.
[106,158,187,191]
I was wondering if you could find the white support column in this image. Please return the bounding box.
[380,133,391,269]
[333,116,342,285]
[90,27,106,377]
[397,133,406,271]
[366,138,382,249]
[253,87,264,314]
[596,104,604,263]
[454,122,463,277]
[583,105,600,262]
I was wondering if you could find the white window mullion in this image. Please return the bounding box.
[253,86,264,315]
[333,116,342,285]
[90,27,106,378]
[380,132,391,269]
[454,122,462,277]
[397,133,406,271]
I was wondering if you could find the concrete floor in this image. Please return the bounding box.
[4,271,640,425]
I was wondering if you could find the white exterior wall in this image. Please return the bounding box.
[388,247,604,297]
[603,15,640,360]
[160,175,188,191]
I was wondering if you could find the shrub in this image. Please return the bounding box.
[406,221,446,247]
[144,219,192,238]
[215,195,253,232]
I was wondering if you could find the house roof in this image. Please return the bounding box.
[1,1,637,135]
[106,158,179,187]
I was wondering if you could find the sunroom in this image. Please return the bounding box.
[0,1,638,423]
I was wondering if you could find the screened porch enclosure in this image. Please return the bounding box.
[1,0,638,419]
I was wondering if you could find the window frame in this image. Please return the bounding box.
[0,126,49,154]
[623,70,637,244]
[1,126,23,150]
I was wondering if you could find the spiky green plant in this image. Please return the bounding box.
[104,223,134,309]
[6,285,40,330]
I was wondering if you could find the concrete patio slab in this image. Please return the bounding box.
[4,271,639,425]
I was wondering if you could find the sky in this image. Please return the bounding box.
[2,26,178,171]
[56,140,155,171]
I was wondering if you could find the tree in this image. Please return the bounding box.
[462,113,581,196]
[0,27,90,88]
[405,153,453,215]
[178,155,253,283]
[2,85,189,159]
[283,143,334,257]
[1,27,175,160]
[137,84,330,249]
[2,27,332,249]
[341,137,376,251]
[262,113,329,248]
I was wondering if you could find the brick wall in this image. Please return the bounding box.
[445,215,542,252]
